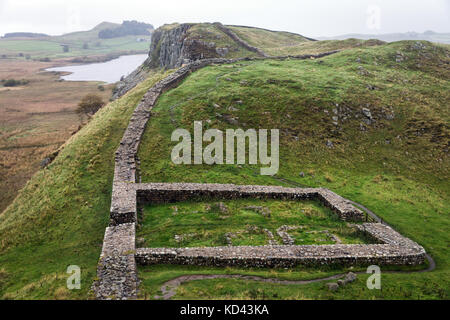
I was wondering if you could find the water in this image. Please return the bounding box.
[45,54,148,84]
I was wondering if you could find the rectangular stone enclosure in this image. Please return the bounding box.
[108,182,425,269]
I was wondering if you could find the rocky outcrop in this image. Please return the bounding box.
[111,62,151,100]
[148,24,194,69]
[112,22,271,99]
[148,23,243,69]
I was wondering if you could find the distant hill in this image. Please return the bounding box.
[318,30,450,44]
[0,21,153,59]
[98,20,154,39]
[3,32,49,38]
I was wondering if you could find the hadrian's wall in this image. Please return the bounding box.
[213,22,269,58]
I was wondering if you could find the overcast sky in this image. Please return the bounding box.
[0,0,449,38]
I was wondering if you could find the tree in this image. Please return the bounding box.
[76,94,105,116]
[98,20,153,39]
[4,79,19,87]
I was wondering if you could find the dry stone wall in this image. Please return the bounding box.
[134,224,426,269]
[213,22,269,58]
[93,223,138,300]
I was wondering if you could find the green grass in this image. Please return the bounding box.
[167,272,449,300]
[229,25,311,55]
[135,40,449,299]
[137,199,369,248]
[187,24,256,59]
[228,26,385,56]
[0,69,171,299]
[0,39,448,300]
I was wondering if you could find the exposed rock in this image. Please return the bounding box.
[326,140,334,148]
[263,228,278,245]
[224,232,236,246]
[111,63,150,100]
[327,283,339,291]
[216,47,229,57]
[40,151,59,169]
[136,237,146,247]
[357,66,370,76]
[244,206,271,217]
[175,233,197,243]
[213,202,229,214]
[395,51,405,63]
[276,225,299,245]
[345,272,357,283]
[362,107,373,125]
[40,157,52,169]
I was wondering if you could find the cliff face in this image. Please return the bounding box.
[114,22,283,99]
[149,24,193,68]
[112,23,254,99]
[148,23,244,69]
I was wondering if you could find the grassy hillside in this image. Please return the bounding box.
[136,40,449,299]
[228,26,385,56]
[0,39,448,300]
[0,70,171,299]
[229,25,312,55]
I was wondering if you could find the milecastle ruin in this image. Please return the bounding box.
[93,25,427,300]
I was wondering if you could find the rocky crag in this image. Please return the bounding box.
[112,22,272,100]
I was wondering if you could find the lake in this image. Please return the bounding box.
[45,54,148,84]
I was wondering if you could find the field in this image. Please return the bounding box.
[0,22,152,213]
[0,39,448,300]
[0,58,114,213]
[137,200,370,248]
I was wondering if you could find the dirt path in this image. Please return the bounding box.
[155,273,347,300]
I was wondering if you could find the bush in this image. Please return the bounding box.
[3,79,30,87]
[4,79,18,87]
[76,94,105,116]
[97,85,105,91]
[4,79,21,87]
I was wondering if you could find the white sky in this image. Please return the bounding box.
[0,0,449,38]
